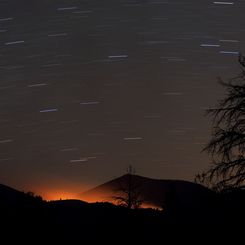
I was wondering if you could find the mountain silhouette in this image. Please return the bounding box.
[81,174,214,210]
[0,183,23,201]
[0,183,42,208]
[0,181,244,242]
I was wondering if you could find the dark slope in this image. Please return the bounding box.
[0,183,43,208]
[0,182,244,242]
[81,174,214,209]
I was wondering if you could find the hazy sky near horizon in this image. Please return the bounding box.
[1,0,245,199]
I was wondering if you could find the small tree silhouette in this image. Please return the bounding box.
[196,53,245,191]
[113,165,143,209]
[26,191,43,202]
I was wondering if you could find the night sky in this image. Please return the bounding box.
[1,0,245,200]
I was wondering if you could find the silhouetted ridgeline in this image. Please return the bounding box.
[0,180,244,241]
[81,174,215,209]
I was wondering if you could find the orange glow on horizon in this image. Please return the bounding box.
[32,186,160,209]
[33,185,88,201]
[44,191,80,201]
[81,195,114,204]
[44,190,112,203]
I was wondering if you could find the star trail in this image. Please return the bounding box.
[0,0,245,198]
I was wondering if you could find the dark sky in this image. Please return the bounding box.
[0,0,245,199]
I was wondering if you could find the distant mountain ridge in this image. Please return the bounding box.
[0,183,43,208]
[0,183,26,206]
[81,174,214,209]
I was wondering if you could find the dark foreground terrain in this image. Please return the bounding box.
[0,183,244,241]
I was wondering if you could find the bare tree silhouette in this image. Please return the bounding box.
[196,53,245,191]
[113,165,143,209]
